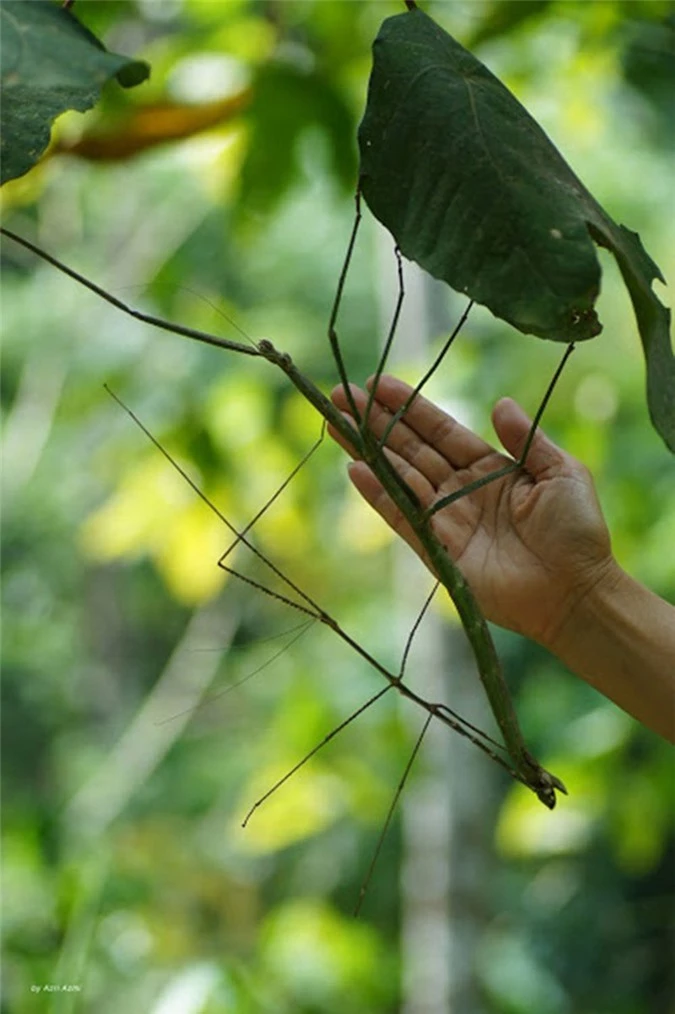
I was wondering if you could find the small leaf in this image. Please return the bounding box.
[359,9,674,450]
[0,0,149,185]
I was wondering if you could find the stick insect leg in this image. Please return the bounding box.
[0,227,260,359]
[218,423,326,567]
[397,581,507,754]
[327,189,362,422]
[107,386,423,688]
[351,575,514,910]
[105,385,328,617]
[363,247,405,430]
[354,713,432,917]
[396,588,522,782]
[348,582,436,913]
[241,684,394,828]
[425,341,575,519]
[378,300,474,449]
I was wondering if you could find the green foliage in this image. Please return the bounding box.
[0,0,148,185]
[622,11,675,142]
[239,60,356,218]
[466,0,552,48]
[359,8,674,451]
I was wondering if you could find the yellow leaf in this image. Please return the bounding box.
[80,457,191,561]
[156,498,230,605]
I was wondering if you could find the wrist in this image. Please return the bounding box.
[541,558,675,741]
[542,555,625,658]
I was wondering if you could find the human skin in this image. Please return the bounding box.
[329,375,675,743]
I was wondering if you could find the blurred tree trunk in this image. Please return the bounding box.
[375,232,501,1013]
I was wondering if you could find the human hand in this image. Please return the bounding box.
[330,376,615,650]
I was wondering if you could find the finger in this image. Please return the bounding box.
[492,398,566,480]
[331,382,459,490]
[327,409,439,507]
[331,382,366,417]
[366,374,493,469]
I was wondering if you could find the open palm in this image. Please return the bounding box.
[330,376,613,648]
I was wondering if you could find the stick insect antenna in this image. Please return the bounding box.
[160,285,259,351]
[157,619,316,726]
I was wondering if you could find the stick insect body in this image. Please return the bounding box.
[1,218,571,812]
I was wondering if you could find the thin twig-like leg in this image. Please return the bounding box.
[399,580,438,678]
[347,577,510,909]
[218,423,326,567]
[216,561,320,620]
[0,227,259,358]
[378,300,474,448]
[104,385,325,617]
[398,580,508,754]
[241,685,394,827]
[425,342,575,519]
[327,190,362,421]
[364,247,405,430]
[106,386,418,686]
[236,572,517,836]
[354,713,432,917]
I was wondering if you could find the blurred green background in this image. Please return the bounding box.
[1,2,674,1012]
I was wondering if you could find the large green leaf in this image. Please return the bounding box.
[359,8,674,452]
[0,0,149,185]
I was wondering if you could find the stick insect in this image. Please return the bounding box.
[1,212,572,823]
[102,388,513,912]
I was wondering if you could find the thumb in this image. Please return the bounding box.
[492,398,566,480]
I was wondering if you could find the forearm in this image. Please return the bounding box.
[545,562,675,742]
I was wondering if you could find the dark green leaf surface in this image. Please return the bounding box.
[359,9,674,451]
[0,0,149,185]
